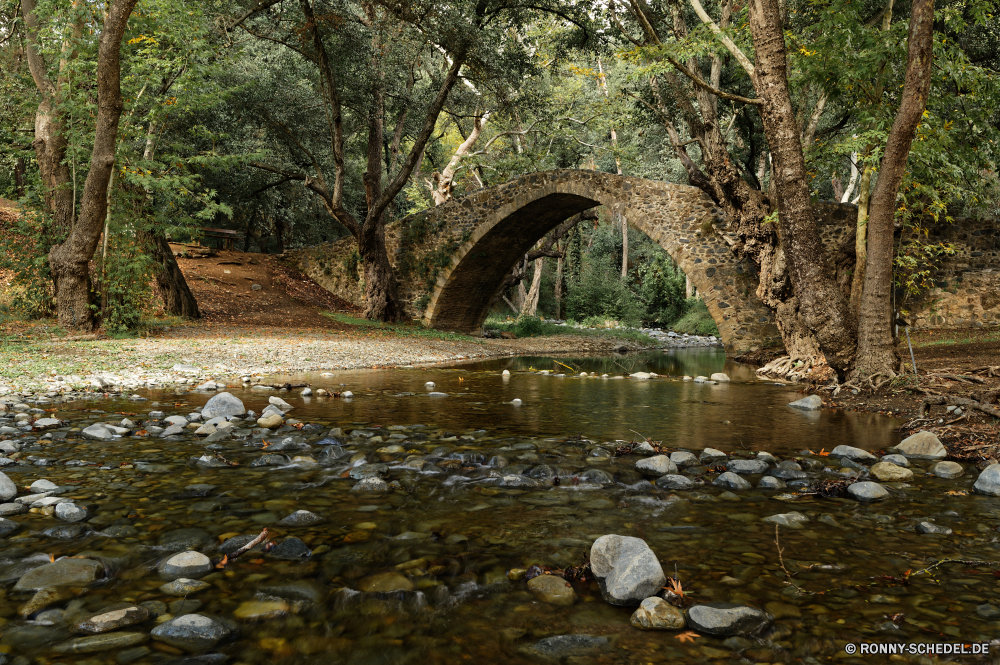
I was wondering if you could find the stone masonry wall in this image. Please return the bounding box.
[291,170,1000,352]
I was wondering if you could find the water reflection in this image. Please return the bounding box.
[226,349,900,454]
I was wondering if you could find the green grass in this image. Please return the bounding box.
[669,301,719,336]
[320,311,483,343]
[911,330,1000,348]
[484,314,658,344]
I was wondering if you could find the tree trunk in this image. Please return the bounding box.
[853,0,935,379]
[555,248,564,319]
[748,0,856,373]
[14,158,26,198]
[46,0,138,331]
[141,230,200,318]
[620,211,628,280]
[360,223,404,322]
[850,161,872,316]
[521,257,544,316]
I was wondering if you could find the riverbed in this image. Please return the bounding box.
[0,349,997,664]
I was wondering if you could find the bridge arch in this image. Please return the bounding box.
[419,169,780,353]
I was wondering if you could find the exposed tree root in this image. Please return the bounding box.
[756,355,832,383]
[826,370,896,395]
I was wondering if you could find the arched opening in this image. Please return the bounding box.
[420,169,780,353]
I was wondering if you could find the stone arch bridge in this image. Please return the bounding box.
[413,169,779,352]
[294,169,999,354]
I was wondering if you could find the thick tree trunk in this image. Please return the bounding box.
[748,0,856,373]
[141,230,200,318]
[46,0,138,331]
[854,0,935,379]
[360,223,404,322]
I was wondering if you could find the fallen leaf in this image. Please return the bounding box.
[675,630,700,643]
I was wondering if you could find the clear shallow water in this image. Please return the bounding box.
[1,351,997,664]
[257,348,901,455]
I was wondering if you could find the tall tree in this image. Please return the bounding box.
[22,0,140,329]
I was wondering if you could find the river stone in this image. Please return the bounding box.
[358,572,414,593]
[256,413,284,429]
[82,424,114,441]
[896,431,947,460]
[931,461,964,479]
[0,472,15,501]
[630,596,685,630]
[710,372,730,382]
[351,477,389,493]
[30,479,58,492]
[762,512,808,528]
[669,451,699,467]
[76,605,150,633]
[268,395,293,410]
[726,459,769,474]
[847,481,888,502]
[700,448,727,463]
[151,614,231,652]
[524,635,608,659]
[831,445,877,463]
[250,454,290,467]
[14,558,102,590]
[33,417,61,429]
[787,395,822,410]
[269,537,312,559]
[882,453,909,467]
[769,467,807,480]
[590,535,665,606]
[158,551,212,581]
[164,415,189,426]
[160,578,211,595]
[871,462,913,482]
[757,476,786,489]
[233,599,290,621]
[974,465,1000,496]
[635,455,678,477]
[54,502,88,523]
[527,574,577,606]
[686,602,771,636]
[655,475,694,490]
[0,502,26,516]
[278,510,324,526]
[916,521,953,535]
[52,632,148,654]
[201,392,245,419]
[0,517,20,537]
[713,472,751,491]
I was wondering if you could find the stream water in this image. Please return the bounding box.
[1,349,997,665]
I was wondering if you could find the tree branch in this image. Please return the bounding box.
[688,0,756,76]
[666,56,762,105]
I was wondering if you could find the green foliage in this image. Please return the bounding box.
[100,235,156,335]
[637,254,687,324]
[0,211,56,318]
[564,253,645,327]
[320,311,480,343]
[671,298,719,336]
[513,315,544,337]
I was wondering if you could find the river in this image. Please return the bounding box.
[0,348,994,664]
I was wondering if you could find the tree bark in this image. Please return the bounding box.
[748,0,857,372]
[21,0,74,235]
[141,231,200,318]
[521,257,544,316]
[555,246,564,319]
[854,0,935,379]
[45,0,138,330]
[360,223,405,322]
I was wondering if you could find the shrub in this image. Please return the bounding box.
[513,314,544,337]
[564,255,644,326]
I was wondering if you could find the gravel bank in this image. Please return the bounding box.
[0,330,668,396]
